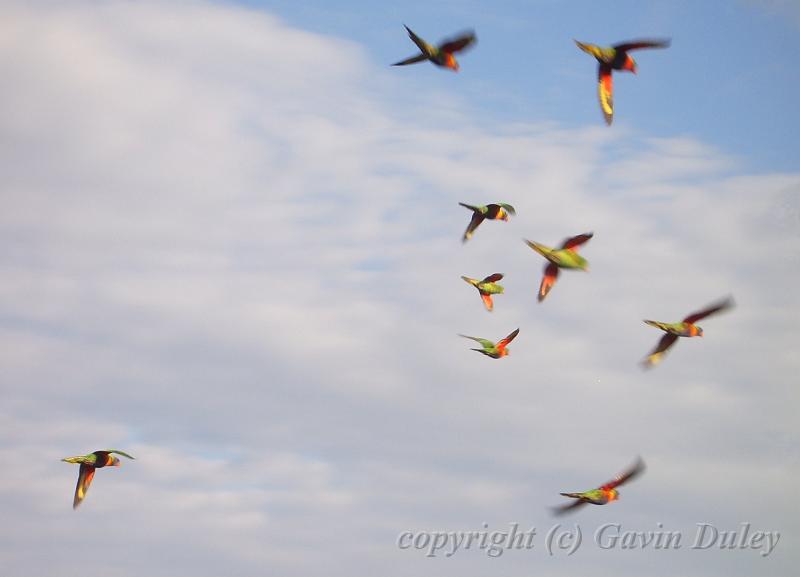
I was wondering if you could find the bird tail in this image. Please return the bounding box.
[459,202,479,212]
[461,275,479,287]
[559,492,582,499]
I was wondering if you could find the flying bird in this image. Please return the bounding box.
[574,38,670,124]
[393,25,477,71]
[459,328,519,358]
[62,450,135,509]
[554,456,646,515]
[461,273,504,311]
[642,296,734,368]
[524,233,593,302]
[459,203,515,242]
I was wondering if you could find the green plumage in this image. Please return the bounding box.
[525,240,589,270]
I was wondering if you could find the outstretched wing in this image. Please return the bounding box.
[105,450,135,460]
[598,64,613,125]
[552,498,588,516]
[392,53,429,66]
[403,25,434,54]
[73,464,96,509]
[560,232,594,251]
[614,39,671,52]
[538,263,559,302]
[462,212,485,242]
[642,333,678,368]
[480,293,494,312]
[459,334,495,349]
[496,328,520,352]
[481,273,504,283]
[601,457,646,490]
[439,31,476,54]
[682,297,735,324]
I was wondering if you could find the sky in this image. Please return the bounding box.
[0,1,798,576]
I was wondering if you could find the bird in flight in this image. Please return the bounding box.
[575,38,670,124]
[459,203,515,242]
[459,328,519,358]
[554,456,646,515]
[461,273,505,311]
[62,449,135,509]
[524,233,593,302]
[642,296,734,368]
[393,25,477,71]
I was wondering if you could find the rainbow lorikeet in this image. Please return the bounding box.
[62,450,135,509]
[459,328,519,358]
[459,203,515,242]
[575,39,670,125]
[524,233,593,302]
[393,25,476,71]
[461,273,504,311]
[554,456,645,515]
[642,296,734,368]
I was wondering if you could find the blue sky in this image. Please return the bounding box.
[235,0,800,171]
[0,1,798,577]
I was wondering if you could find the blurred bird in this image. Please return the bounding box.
[554,456,646,515]
[461,273,505,311]
[62,450,135,509]
[393,25,477,71]
[459,328,519,358]
[524,233,593,302]
[459,203,515,242]
[575,38,670,124]
[642,296,734,368]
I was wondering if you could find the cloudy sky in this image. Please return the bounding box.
[0,1,797,576]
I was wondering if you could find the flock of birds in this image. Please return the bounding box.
[62,24,735,516]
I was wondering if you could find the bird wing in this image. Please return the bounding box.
[458,202,480,212]
[552,498,589,516]
[459,334,495,349]
[73,464,96,509]
[105,450,135,460]
[481,273,503,283]
[496,328,520,351]
[601,457,646,490]
[613,39,671,52]
[462,212,485,242]
[392,53,429,66]
[403,25,434,55]
[560,232,594,251]
[439,31,476,54]
[682,297,735,324]
[598,64,613,125]
[574,40,604,59]
[538,263,559,302]
[480,293,494,312]
[642,333,678,368]
[497,203,516,215]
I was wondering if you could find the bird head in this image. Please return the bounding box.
[444,53,459,72]
[697,326,704,337]
[111,456,121,467]
[608,489,619,502]
[501,349,510,357]
[624,55,637,74]
[500,211,510,221]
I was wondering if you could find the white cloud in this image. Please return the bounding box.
[0,2,797,576]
